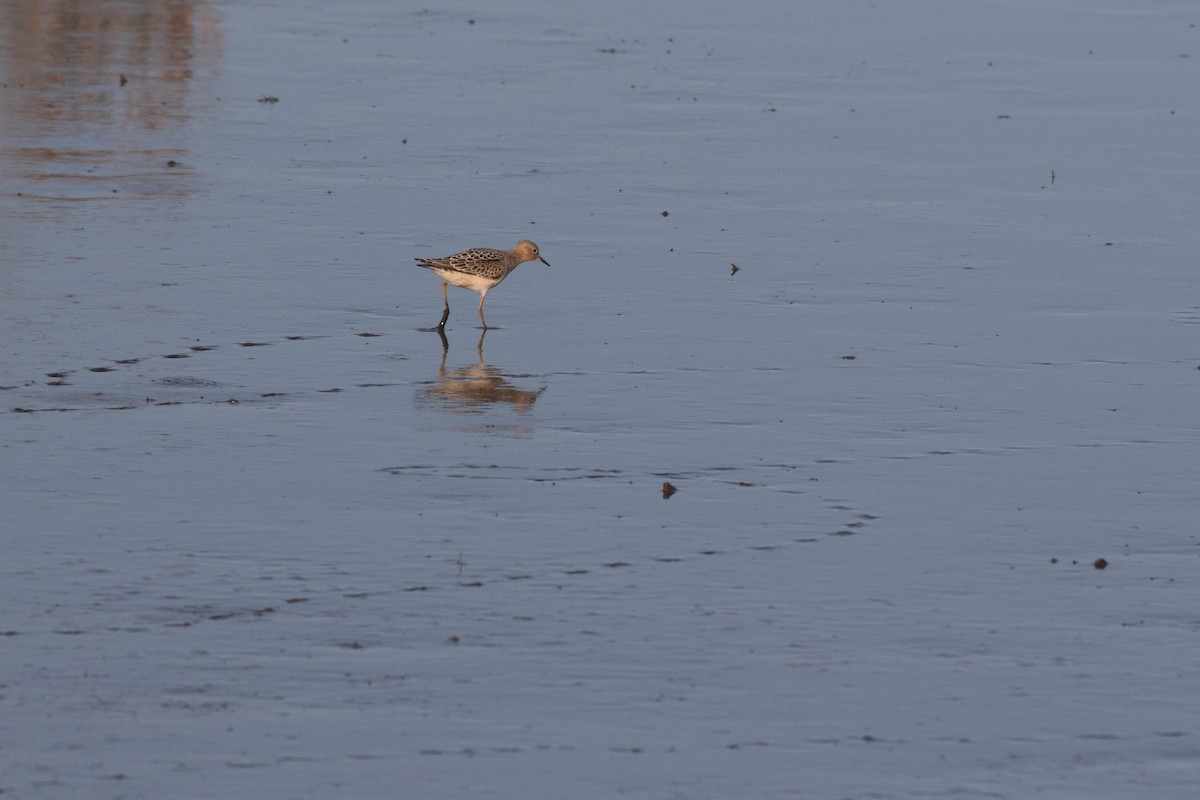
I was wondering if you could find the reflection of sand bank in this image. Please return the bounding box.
[0,1,221,204]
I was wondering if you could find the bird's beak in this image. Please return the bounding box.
[539,257,551,266]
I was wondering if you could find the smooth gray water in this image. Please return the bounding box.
[4,1,1200,797]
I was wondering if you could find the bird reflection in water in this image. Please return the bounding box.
[416,329,544,417]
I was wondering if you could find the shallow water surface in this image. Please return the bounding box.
[3,1,1200,798]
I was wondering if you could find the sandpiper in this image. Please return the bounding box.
[415,240,550,330]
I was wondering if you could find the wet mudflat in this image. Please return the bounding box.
[3,1,1200,798]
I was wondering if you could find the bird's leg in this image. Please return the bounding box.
[437,282,450,330]
[478,290,489,330]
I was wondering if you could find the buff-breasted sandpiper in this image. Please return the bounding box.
[415,240,550,330]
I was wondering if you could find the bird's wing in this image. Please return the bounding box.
[416,248,504,274]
